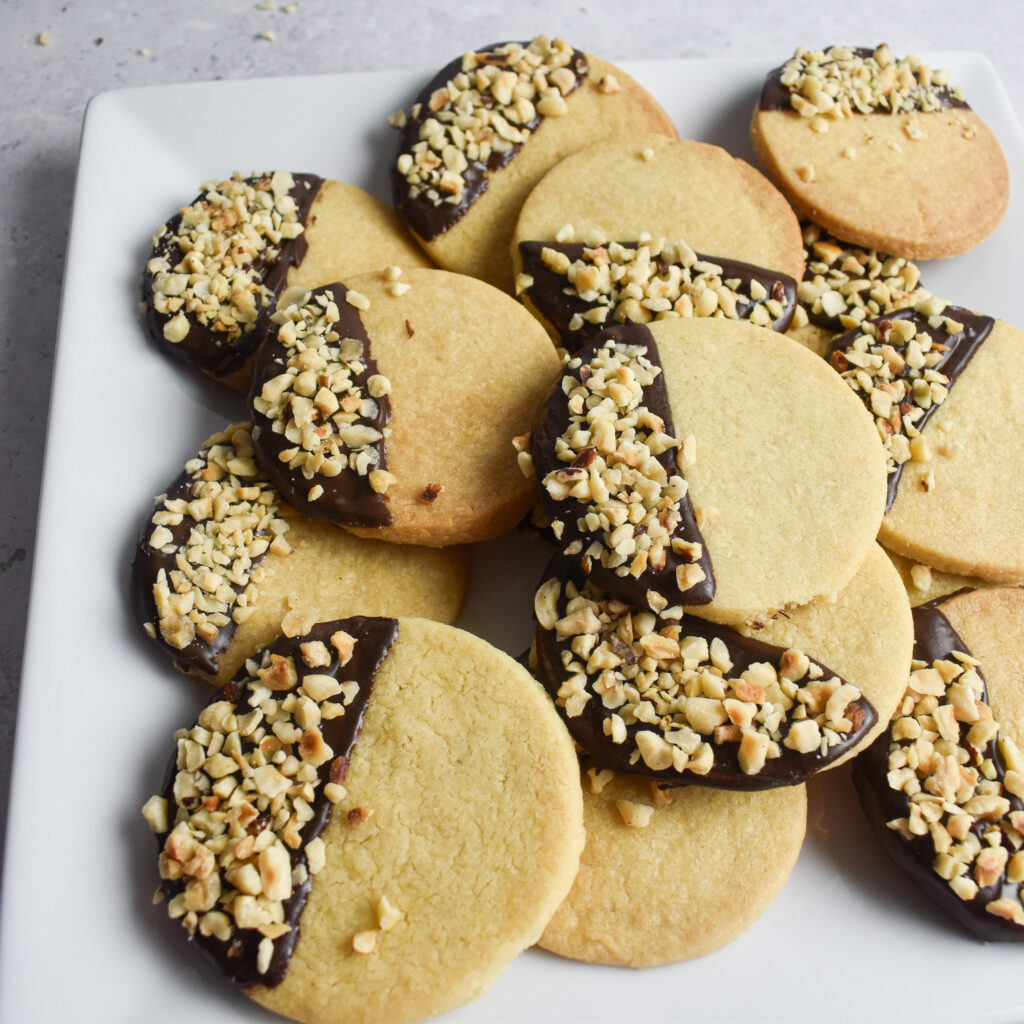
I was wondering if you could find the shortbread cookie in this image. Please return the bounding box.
[143,616,585,1022]
[143,173,431,389]
[828,303,1024,582]
[788,220,929,358]
[539,769,805,966]
[131,423,468,682]
[751,45,1009,259]
[389,36,676,292]
[249,269,560,547]
[512,134,805,311]
[531,321,887,624]
[853,588,1024,940]
[518,236,797,352]
[533,543,909,790]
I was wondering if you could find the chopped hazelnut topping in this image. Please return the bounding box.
[144,423,286,654]
[798,221,927,333]
[777,45,963,118]
[542,575,865,779]
[883,647,1024,919]
[540,340,704,595]
[392,36,585,209]
[145,634,365,962]
[829,303,963,489]
[146,172,307,348]
[528,237,792,337]
[251,290,392,493]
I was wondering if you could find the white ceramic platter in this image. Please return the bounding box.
[3,54,1023,1024]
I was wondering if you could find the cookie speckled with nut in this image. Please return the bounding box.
[388,37,676,290]
[751,44,1010,259]
[142,174,432,390]
[146,617,585,1023]
[143,172,322,384]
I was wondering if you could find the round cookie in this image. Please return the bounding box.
[532,543,910,791]
[390,36,677,293]
[143,173,431,390]
[144,616,585,1023]
[539,770,806,967]
[131,423,468,683]
[531,320,888,625]
[512,133,806,306]
[249,268,561,547]
[750,45,1009,259]
[853,588,1024,940]
[788,219,929,359]
[829,304,1024,583]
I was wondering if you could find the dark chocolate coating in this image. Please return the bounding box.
[534,554,875,791]
[758,47,970,113]
[827,306,994,512]
[130,464,258,677]
[142,173,323,380]
[519,241,797,352]
[531,324,714,607]
[248,282,392,528]
[852,596,1024,942]
[155,616,400,986]
[391,43,587,241]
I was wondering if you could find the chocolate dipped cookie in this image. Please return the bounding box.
[143,616,585,1023]
[530,319,887,625]
[853,587,1024,941]
[751,45,1009,259]
[828,301,1024,583]
[533,543,910,791]
[131,423,467,685]
[511,133,805,346]
[143,173,431,390]
[389,36,676,292]
[248,268,560,547]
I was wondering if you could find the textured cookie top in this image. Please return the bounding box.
[390,36,588,241]
[854,589,1024,941]
[760,44,967,117]
[827,301,993,512]
[513,134,806,286]
[249,617,585,1024]
[648,317,887,624]
[533,555,874,790]
[143,172,321,377]
[539,773,806,967]
[250,284,393,527]
[518,235,796,351]
[326,267,561,547]
[531,330,713,608]
[142,617,399,986]
[132,423,292,676]
[797,220,928,335]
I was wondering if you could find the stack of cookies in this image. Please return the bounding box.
[133,35,1024,1024]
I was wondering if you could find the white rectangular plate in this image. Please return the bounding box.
[3,54,1024,1024]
